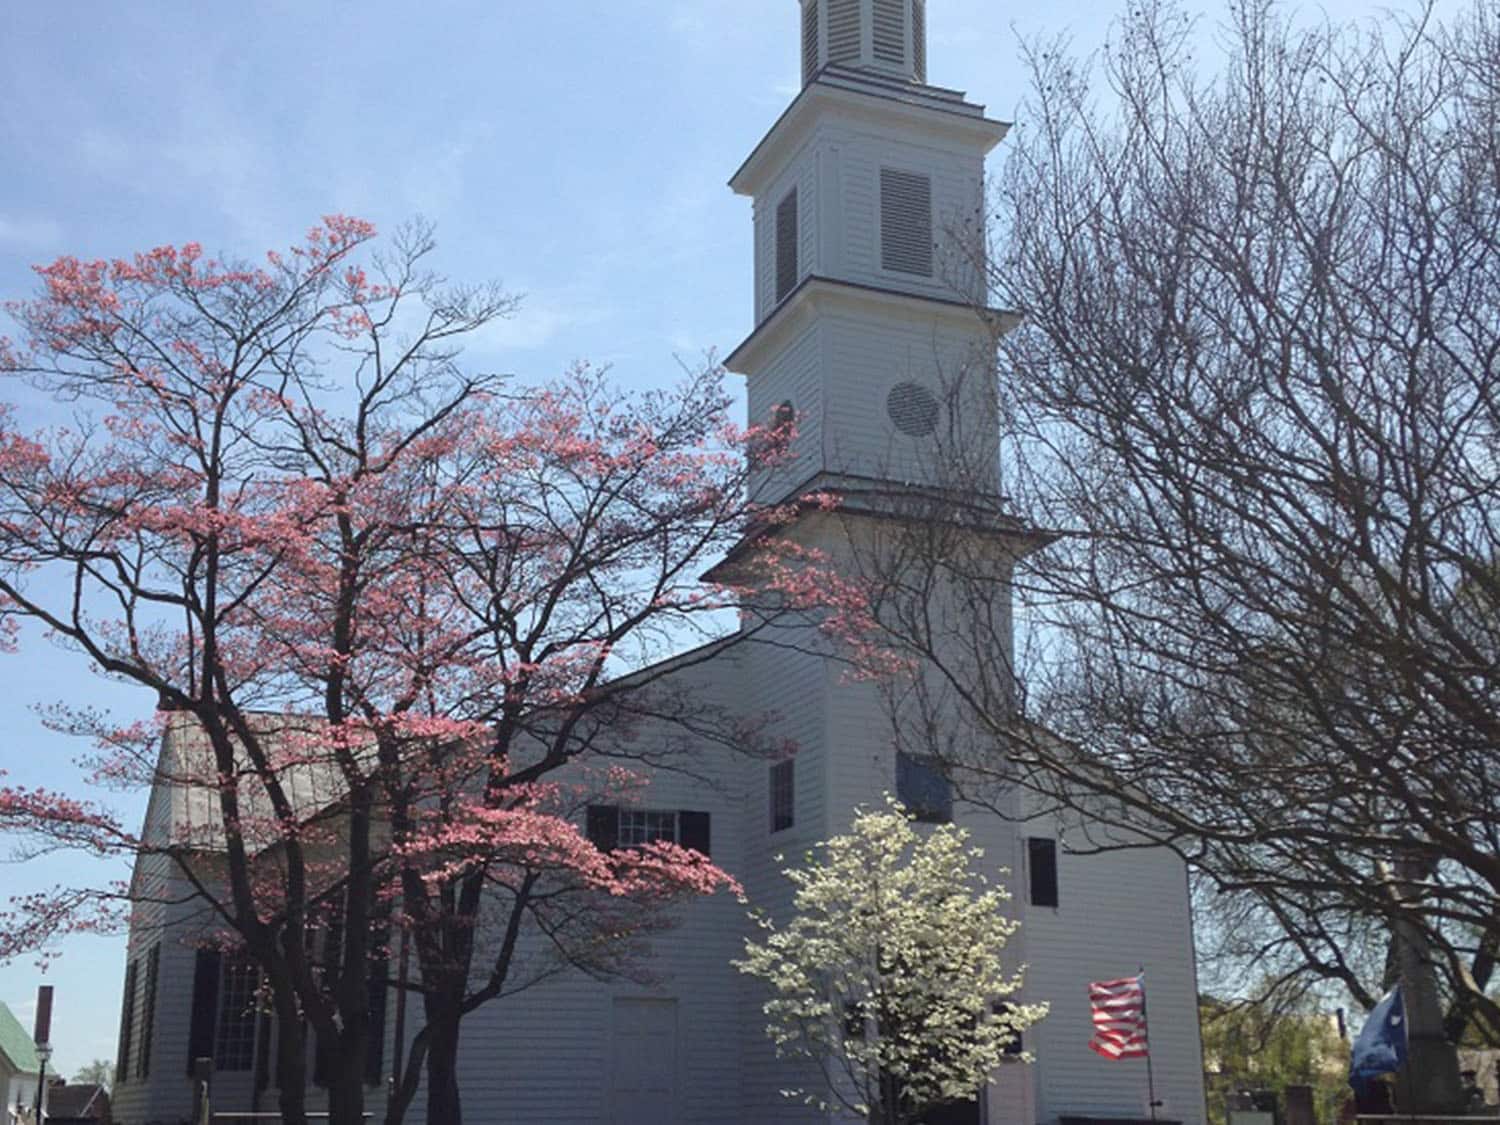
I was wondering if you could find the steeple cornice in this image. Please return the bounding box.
[724,275,1019,376]
[729,74,1008,199]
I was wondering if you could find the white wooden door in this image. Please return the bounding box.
[610,998,679,1124]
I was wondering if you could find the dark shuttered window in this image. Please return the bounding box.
[880,168,934,277]
[215,956,260,1072]
[896,751,952,823]
[995,1000,1025,1055]
[776,188,799,304]
[186,949,221,1074]
[587,804,620,852]
[366,952,389,1087]
[678,810,711,857]
[136,944,160,1079]
[1028,837,1059,908]
[116,957,138,1085]
[254,1011,272,1092]
[770,760,795,833]
[589,805,710,856]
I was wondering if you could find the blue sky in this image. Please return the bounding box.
[0,0,1428,1081]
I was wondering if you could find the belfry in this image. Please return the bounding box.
[727,0,1007,502]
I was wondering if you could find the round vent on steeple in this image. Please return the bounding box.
[887,382,940,436]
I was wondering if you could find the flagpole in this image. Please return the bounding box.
[1140,968,1160,1124]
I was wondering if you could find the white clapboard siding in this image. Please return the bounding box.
[745,322,824,497]
[832,129,985,303]
[751,123,986,323]
[744,308,998,501]
[754,145,820,324]
[819,313,997,489]
[737,629,835,1123]
[1017,813,1209,1125]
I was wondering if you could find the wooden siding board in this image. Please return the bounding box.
[817,314,995,489]
[1018,819,1207,1125]
[746,322,824,497]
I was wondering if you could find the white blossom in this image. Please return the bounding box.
[735,796,1049,1125]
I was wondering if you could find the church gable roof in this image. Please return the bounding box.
[0,1001,39,1074]
[142,711,366,855]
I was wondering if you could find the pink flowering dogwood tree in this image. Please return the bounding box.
[0,218,873,1125]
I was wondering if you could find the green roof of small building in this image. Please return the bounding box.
[0,1001,40,1073]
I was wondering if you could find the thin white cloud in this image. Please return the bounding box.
[0,215,62,250]
[468,292,612,356]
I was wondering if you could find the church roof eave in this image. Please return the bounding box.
[724,275,1021,375]
[701,489,1061,585]
[729,73,1010,199]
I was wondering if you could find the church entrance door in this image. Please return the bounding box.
[610,997,679,1124]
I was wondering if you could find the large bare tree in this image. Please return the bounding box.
[847,1,1500,1111]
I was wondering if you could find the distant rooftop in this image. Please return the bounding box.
[46,1080,112,1120]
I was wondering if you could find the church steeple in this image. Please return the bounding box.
[800,0,928,86]
[726,2,1011,503]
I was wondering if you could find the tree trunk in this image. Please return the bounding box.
[383,1024,427,1125]
[1391,858,1465,1114]
[325,1036,367,1125]
[423,1007,464,1125]
[275,1004,310,1125]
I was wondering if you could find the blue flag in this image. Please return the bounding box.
[1350,986,1408,1085]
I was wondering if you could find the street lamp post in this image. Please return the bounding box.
[32,1042,51,1123]
[31,985,54,1124]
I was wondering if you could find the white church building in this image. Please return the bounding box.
[108,3,1208,1123]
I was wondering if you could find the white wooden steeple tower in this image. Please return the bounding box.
[723,9,1034,1121]
[726,0,1011,506]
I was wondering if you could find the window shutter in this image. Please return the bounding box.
[186,949,221,1075]
[365,955,388,1086]
[896,751,952,823]
[1028,837,1059,907]
[843,1003,866,1040]
[678,810,711,857]
[872,0,905,65]
[770,760,795,833]
[826,0,860,65]
[137,944,160,1079]
[587,804,620,851]
[994,1000,1024,1055]
[775,189,799,304]
[116,958,138,1085]
[880,168,934,277]
[802,0,820,84]
[254,1010,272,1091]
[312,892,347,1087]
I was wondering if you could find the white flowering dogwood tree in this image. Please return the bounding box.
[736,798,1047,1125]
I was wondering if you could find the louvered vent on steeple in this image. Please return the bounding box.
[872,0,905,65]
[802,1,820,85]
[912,0,927,81]
[827,0,861,67]
[799,0,929,86]
[880,167,934,276]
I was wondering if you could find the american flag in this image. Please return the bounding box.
[1088,975,1150,1060]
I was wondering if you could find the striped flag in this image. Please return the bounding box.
[1088,975,1150,1060]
